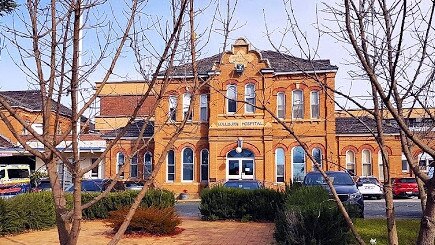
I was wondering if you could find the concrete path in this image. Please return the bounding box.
[0,218,275,245]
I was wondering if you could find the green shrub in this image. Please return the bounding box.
[199,186,284,221]
[0,189,175,236]
[107,206,181,235]
[274,186,350,245]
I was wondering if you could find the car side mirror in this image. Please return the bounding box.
[356,181,363,187]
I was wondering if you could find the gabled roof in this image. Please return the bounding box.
[162,50,337,77]
[102,120,154,139]
[0,90,87,122]
[336,117,399,135]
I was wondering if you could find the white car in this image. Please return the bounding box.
[357,176,383,199]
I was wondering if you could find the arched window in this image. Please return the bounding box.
[167,150,175,182]
[200,149,209,181]
[312,148,322,170]
[144,152,152,179]
[276,148,285,182]
[130,154,138,178]
[378,150,387,181]
[346,150,355,175]
[310,91,319,119]
[277,92,285,119]
[168,95,177,121]
[245,83,255,113]
[362,149,372,176]
[116,152,125,178]
[200,94,208,122]
[227,84,237,113]
[182,148,194,181]
[292,146,306,182]
[292,90,304,119]
[183,93,192,121]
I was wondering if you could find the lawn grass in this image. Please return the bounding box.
[353,218,420,244]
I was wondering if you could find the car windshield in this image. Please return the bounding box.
[359,178,379,185]
[224,181,259,189]
[304,172,354,186]
[397,178,416,183]
[81,180,103,191]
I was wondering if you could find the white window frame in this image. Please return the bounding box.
[292,90,304,119]
[200,149,209,182]
[310,91,320,119]
[168,95,177,122]
[31,123,44,135]
[277,92,285,119]
[346,150,355,174]
[244,83,255,113]
[275,148,285,183]
[116,152,125,179]
[130,154,138,178]
[166,150,175,182]
[182,147,194,182]
[226,84,237,114]
[183,93,192,121]
[144,152,153,179]
[200,94,208,122]
[362,149,372,176]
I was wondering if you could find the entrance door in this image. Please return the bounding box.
[226,149,255,180]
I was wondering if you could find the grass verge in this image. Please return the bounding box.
[354,219,420,244]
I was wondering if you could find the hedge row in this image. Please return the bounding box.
[0,189,174,235]
[199,187,285,221]
[274,186,350,245]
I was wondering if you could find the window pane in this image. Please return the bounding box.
[183,93,192,120]
[183,148,193,163]
[168,150,174,165]
[292,146,306,182]
[276,148,285,182]
[169,96,177,121]
[144,153,152,178]
[201,165,208,181]
[167,150,175,181]
[183,164,193,181]
[293,146,305,163]
[313,148,322,168]
[130,155,138,178]
[200,94,208,122]
[245,84,255,113]
[227,85,237,113]
[292,90,304,119]
[277,93,285,119]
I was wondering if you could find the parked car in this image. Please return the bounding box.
[124,181,144,191]
[223,180,262,190]
[357,176,383,199]
[32,178,52,192]
[303,171,364,218]
[66,179,125,192]
[392,177,419,198]
[0,164,31,198]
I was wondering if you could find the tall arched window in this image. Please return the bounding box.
[275,148,285,182]
[277,92,285,119]
[130,154,138,178]
[378,150,387,181]
[116,152,125,178]
[362,149,372,176]
[227,84,237,113]
[312,148,322,170]
[168,95,177,121]
[182,148,194,181]
[310,91,319,119]
[245,83,255,113]
[292,146,306,182]
[292,90,304,119]
[144,152,152,179]
[183,93,192,121]
[200,149,209,181]
[346,150,355,175]
[167,150,175,182]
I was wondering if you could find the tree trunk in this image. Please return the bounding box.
[383,183,398,245]
[417,177,428,211]
[417,184,435,245]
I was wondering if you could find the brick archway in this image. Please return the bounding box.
[219,142,261,157]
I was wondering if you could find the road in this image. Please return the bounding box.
[175,198,423,219]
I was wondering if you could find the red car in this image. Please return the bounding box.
[392,177,419,198]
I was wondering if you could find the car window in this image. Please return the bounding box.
[82,180,103,191]
[7,169,29,178]
[359,178,379,185]
[398,178,416,183]
[304,172,354,185]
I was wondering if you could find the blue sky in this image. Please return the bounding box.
[0,0,372,108]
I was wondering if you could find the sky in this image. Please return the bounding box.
[0,0,373,109]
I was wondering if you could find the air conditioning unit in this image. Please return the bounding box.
[235,64,244,73]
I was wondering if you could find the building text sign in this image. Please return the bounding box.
[217,119,264,128]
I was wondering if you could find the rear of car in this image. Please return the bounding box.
[223,180,262,190]
[357,177,383,199]
[0,164,31,198]
[392,177,419,198]
[303,171,364,218]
